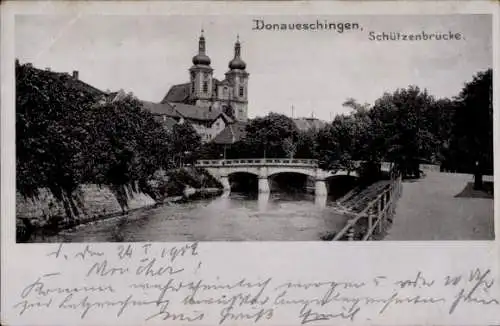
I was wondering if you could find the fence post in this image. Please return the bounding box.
[347,226,355,241]
[377,199,383,233]
[379,200,385,234]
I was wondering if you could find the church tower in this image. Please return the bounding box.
[225,35,249,122]
[189,30,213,107]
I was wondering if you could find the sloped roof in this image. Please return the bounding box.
[293,118,328,131]
[33,67,107,98]
[161,83,190,103]
[170,102,233,123]
[163,116,178,130]
[142,101,179,117]
[213,121,248,144]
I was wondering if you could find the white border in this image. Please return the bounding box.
[2,1,500,325]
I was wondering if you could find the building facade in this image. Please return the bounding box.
[163,30,249,122]
[142,31,250,142]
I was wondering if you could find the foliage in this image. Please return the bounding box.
[368,86,437,176]
[149,168,223,199]
[242,113,299,158]
[448,69,493,175]
[16,62,98,198]
[295,129,318,159]
[83,96,172,185]
[170,122,202,166]
[16,61,172,199]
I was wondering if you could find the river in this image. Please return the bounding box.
[41,192,350,242]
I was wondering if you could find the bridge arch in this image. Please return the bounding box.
[227,171,259,193]
[325,174,359,200]
[268,172,311,194]
[226,170,259,178]
[267,167,317,179]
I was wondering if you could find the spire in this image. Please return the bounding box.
[192,29,211,66]
[228,34,246,70]
[198,29,206,54]
[234,34,241,58]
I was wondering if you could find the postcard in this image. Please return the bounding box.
[1,1,499,325]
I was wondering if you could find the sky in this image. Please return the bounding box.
[15,14,492,120]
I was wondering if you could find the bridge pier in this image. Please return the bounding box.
[315,194,327,207]
[219,175,231,192]
[258,177,270,193]
[258,192,270,211]
[315,179,328,197]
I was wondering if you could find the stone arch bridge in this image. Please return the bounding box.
[195,158,391,196]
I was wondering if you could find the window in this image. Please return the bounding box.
[239,86,244,97]
[191,81,195,93]
[203,81,208,93]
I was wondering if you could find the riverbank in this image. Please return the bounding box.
[321,177,397,241]
[16,167,222,242]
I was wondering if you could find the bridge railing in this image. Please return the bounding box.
[196,159,392,171]
[332,167,402,241]
[195,158,319,167]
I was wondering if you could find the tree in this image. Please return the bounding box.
[295,129,319,159]
[16,61,98,203]
[427,98,457,170]
[242,113,299,158]
[368,86,437,178]
[342,98,370,115]
[84,95,172,185]
[16,61,174,220]
[170,122,202,166]
[282,137,297,158]
[315,115,359,173]
[450,69,493,189]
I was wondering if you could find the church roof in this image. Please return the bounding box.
[293,118,327,131]
[170,102,233,122]
[142,101,180,117]
[213,121,248,144]
[161,83,191,104]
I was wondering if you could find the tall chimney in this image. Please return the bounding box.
[72,70,79,79]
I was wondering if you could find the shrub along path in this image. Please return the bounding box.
[384,172,494,240]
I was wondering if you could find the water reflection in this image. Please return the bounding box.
[258,192,270,211]
[315,194,327,208]
[49,191,350,242]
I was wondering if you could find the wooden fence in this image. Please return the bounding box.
[332,170,403,241]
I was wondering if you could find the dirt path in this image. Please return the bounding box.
[385,172,494,240]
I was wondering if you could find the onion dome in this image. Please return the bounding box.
[192,30,211,66]
[228,35,246,70]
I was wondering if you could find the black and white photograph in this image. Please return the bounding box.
[15,14,494,243]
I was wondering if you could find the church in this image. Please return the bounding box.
[143,30,249,143]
